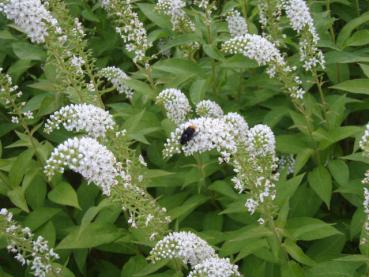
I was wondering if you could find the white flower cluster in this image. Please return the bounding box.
[360,123,369,184]
[194,0,211,10]
[70,55,85,75]
[246,124,276,157]
[156,0,195,32]
[149,231,216,266]
[150,231,241,276]
[99,66,133,99]
[222,34,305,99]
[226,9,248,37]
[113,170,171,239]
[363,188,369,235]
[278,154,295,175]
[223,112,249,145]
[188,257,241,277]
[257,0,283,41]
[0,0,58,43]
[194,0,216,23]
[222,34,284,67]
[360,123,369,244]
[162,100,278,219]
[44,137,119,195]
[360,123,369,155]
[163,117,238,161]
[234,125,278,217]
[0,208,60,277]
[44,104,115,138]
[0,68,30,124]
[101,0,151,64]
[283,0,325,70]
[156,88,192,125]
[195,100,224,118]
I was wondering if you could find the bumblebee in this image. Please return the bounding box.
[180,125,196,145]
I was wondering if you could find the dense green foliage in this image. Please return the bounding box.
[1,0,369,276]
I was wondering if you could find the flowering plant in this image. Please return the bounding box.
[0,0,368,276]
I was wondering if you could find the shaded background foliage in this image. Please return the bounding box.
[1,0,369,276]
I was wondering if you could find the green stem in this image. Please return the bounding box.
[241,0,248,19]
[326,0,336,42]
[268,219,289,267]
[293,100,321,165]
[312,69,328,123]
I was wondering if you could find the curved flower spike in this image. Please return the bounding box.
[44,104,115,138]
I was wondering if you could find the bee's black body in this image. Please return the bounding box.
[180,126,196,145]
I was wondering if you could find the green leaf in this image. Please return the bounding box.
[133,260,168,277]
[283,239,316,266]
[9,148,34,188]
[308,166,332,208]
[281,261,305,277]
[125,79,156,100]
[137,3,171,29]
[57,222,124,249]
[189,79,208,104]
[306,261,361,277]
[317,126,361,150]
[286,217,341,241]
[345,30,369,47]
[153,58,204,77]
[325,51,369,64]
[145,169,174,179]
[81,9,100,22]
[202,44,225,61]
[23,207,60,230]
[275,174,305,207]
[328,160,349,186]
[359,63,369,78]
[12,42,46,60]
[337,11,369,47]
[276,134,310,154]
[7,187,29,212]
[209,180,239,200]
[48,181,80,209]
[79,199,115,236]
[331,79,369,95]
[234,239,268,262]
[168,194,208,220]
[121,256,147,277]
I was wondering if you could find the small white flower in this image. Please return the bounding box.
[44,104,115,138]
[163,117,238,159]
[157,88,192,125]
[195,100,224,118]
[102,0,151,64]
[156,0,195,32]
[0,0,58,43]
[283,0,325,70]
[188,257,241,277]
[138,155,147,167]
[44,137,119,195]
[226,9,248,37]
[99,66,133,99]
[360,123,369,154]
[247,124,276,157]
[245,198,258,214]
[149,231,216,266]
[70,56,85,75]
[11,116,19,124]
[23,111,34,120]
[0,209,59,276]
[222,34,305,99]
[278,154,295,175]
